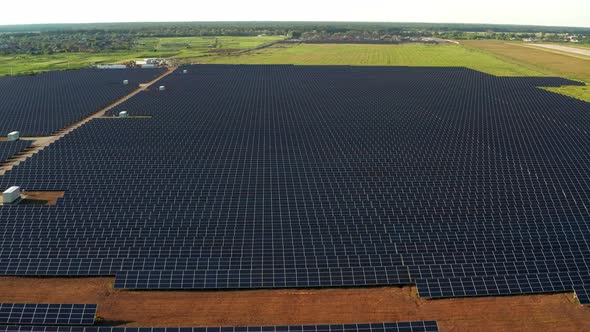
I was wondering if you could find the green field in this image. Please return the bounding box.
[135,36,284,60]
[0,36,284,77]
[197,43,543,76]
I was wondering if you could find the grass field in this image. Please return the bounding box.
[135,36,283,60]
[0,36,283,77]
[197,43,544,76]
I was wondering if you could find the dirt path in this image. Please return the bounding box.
[0,277,589,331]
[528,44,590,58]
[0,67,176,176]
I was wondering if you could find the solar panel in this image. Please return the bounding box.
[113,267,411,289]
[0,68,165,136]
[0,65,589,302]
[0,321,439,332]
[0,141,31,164]
[0,304,97,326]
[416,272,590,304]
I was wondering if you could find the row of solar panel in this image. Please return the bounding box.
[0,321,439,332]
[0,68,165,136]
[0,248,586,268]
[3,221,590,233]
[416,272,590,304]
[0,141,31,165]
[0,239,582,256]
[0,304,96,326]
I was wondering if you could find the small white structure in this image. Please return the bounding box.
[123,80,129,85]
[119,111,129,118]
[7,131,20,141]
[2,186,21,204]
[159,86,166,91]
[182,70,188,74]
[141,64,158,69]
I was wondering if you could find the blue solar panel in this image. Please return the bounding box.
[113,267,411,289]
[416,272,590,304]
[0,321,439,332]
[0,303,97,326]
[0,65,589,302]
[0,68,165,136]
[0,141,30,164]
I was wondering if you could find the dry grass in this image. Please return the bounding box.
[462,40,590,82]
[462,41,590,102]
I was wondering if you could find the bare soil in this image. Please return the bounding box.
[20,191,65,205]
[0,277,589,331]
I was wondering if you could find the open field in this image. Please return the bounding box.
[135,36,283,60]
[197,43,544,76]
[460,41,590,82]
[1,277,589,331]
[0,36,283,77]
[462,40,590,101]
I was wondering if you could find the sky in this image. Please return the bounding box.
[1,0,589,27]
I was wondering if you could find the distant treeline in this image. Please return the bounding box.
[0,22,589,55]
[2,21,590,35]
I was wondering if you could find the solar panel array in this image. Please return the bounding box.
[0,141,31,164]
[1,65,590,303]
[0,304,96,326]
[0,321,439,332]
[0,68,165,136]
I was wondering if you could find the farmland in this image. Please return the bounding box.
[0,36,283,77]
[198,43,544,76]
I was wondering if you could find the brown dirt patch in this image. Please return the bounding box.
[21,191,65,205]
[0,277,589,331]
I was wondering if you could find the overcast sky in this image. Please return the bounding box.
[2,0,589,27]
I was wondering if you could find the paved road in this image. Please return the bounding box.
[529,44,590,57]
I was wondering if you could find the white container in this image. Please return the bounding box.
[2,186,21,204]
[159,86,166,91]
[123,80,129,85]
[119,111,129,118]
[7,131,19,141]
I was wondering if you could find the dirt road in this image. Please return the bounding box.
[529,44,590,57]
